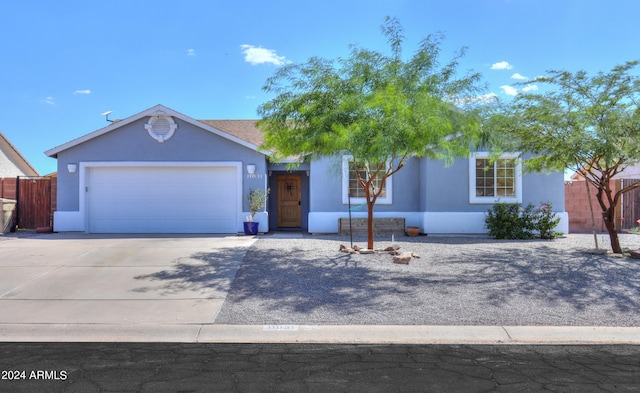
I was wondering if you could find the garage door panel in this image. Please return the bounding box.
[87,166,238,233]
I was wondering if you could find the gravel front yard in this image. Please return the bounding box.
[214,233,640,326]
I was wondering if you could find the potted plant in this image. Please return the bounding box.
[406,226,420,237]
[244,188,269,235]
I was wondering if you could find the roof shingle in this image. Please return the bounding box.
[199,120,264,147]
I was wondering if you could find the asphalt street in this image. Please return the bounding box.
[1,343,639,392]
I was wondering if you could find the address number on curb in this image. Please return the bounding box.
[263,325,299,331]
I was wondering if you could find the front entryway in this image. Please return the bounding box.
[276,174,302,228]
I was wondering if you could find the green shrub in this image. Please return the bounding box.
[485,202,536,239]
[532,202,562,239]
[485,201,562,240]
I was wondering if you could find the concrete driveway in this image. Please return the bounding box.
[0,233,255,337]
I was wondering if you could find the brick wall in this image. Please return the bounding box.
[565,180,612,233]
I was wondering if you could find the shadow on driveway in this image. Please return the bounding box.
[132,248,248,297]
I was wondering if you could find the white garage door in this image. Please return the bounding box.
[87,165,238,233]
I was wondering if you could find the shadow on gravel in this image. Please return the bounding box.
[228,246,411,311]
[458,246,640,313]
[214,237,640,325]
[132,248,247,296]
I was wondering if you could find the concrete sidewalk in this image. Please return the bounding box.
[1,323,640,344]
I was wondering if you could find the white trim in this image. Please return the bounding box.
[469,152,522,204]
[423,212,488,233]
[308,211,421,234]
[341,155,393,205]
[52,211,84,232]
[424,211,568,234]
[144,113,177,143]
[45,104,264,158]
[308,210,569,235]
[75,161,242,233]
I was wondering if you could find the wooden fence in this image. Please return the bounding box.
[621,179,640,230]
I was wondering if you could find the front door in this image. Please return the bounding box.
[277,174,302,228]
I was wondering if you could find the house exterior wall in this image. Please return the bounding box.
[308,154,568,234]
[421,157,567,234]
[54,117,269,232]
[48,105,568,235]
[424,158,565,212]
[0,144,38,177]
[308,155,421,212]
[307,155,423,233]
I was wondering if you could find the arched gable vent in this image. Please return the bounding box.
[145,111,177,142]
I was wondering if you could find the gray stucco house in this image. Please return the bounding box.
[45,104,568,234]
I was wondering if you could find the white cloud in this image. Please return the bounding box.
[498,84,538,96]
[477,93,499,103]
[456,93,499,105]
[186,48,196,56]
[240,44,288,66]
[500,85,519,96]
[491,61,513,70]
[511,73,528,80]
[43,96,55,105]
[73,89,91,95]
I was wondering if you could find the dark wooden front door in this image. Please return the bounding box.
[277,174,302,228]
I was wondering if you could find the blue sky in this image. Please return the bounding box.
[1,0,638,175]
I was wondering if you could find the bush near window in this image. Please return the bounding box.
[485,201,561,240]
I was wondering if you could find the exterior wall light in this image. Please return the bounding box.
[246,164,256,175]
[67,163,77,174]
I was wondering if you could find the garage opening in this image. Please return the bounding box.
[86,164,238,233]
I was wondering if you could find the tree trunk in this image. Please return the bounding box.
[367,201,374,250]
[594,177,623,254]
[602,209,622,253]
[584,178,599,250]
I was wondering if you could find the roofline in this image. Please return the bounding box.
[45,104,267,158]
[0,130,40,176]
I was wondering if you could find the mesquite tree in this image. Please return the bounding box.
[258,17,485,249]
[485,61,640,253]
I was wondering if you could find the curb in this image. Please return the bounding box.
[1,324,639,345]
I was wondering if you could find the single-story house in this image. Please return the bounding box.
[1,131,39,177]
[45,104,568,234]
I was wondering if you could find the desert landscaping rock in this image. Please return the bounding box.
[215,233,640,327]
[392,252,413,264]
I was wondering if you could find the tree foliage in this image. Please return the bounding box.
[485,60,640,253]
[257,17,486,249]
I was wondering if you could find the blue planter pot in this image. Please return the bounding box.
[243,221,259,235]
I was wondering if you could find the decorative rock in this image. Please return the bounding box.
[339,244,354,253]
[393,252,413,264]
[629,249,640,259]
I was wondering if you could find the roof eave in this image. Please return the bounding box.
[45,104,270,159]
